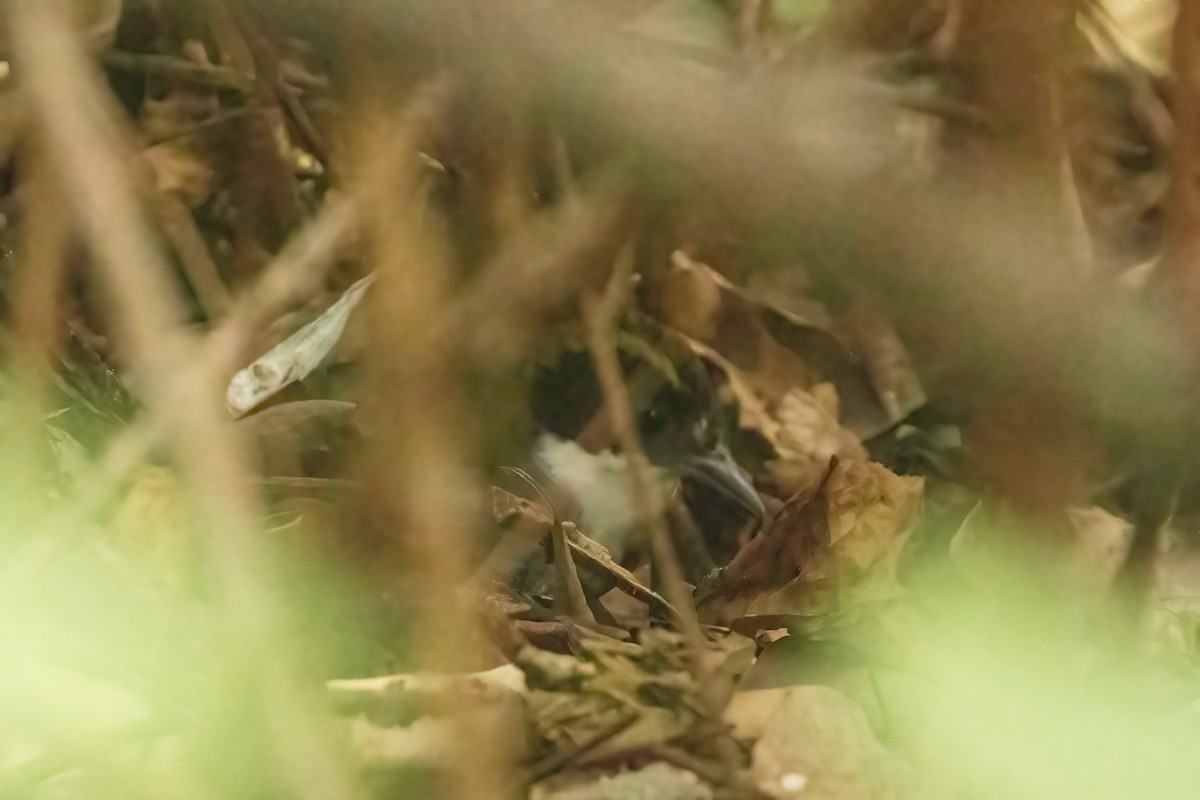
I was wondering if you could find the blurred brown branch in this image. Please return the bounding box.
[6,2,365,796]
[351,90,514,797]
[241,0,1198,470]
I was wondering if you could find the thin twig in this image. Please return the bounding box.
[102,49,256,93]
[642,743,728,787]
[143,106,266,147]
[582,243,745,791]
[527,711,639,783]
[582,243,703,641]
[223,193,357,334]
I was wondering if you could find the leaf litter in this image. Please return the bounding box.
[8,1,1200,799]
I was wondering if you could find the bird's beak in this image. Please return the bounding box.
[679,448,766,521]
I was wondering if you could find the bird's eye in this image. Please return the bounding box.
[642,407,666,437]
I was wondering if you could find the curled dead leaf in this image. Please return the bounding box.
[227,274,375,415]
[824,459,922,579]
[697,465,834,624]
[701,456,920,624]
[767,384,867,495]
[652,253,923,440]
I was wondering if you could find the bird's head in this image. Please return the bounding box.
[529,328,764,548]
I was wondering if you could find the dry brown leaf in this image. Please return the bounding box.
[767,384,867,495]
[655,253,922,439]
[713,578,834,624]
[653,252,814,402]
[702,455,919,624]
[697,468,834,624]
[656,251,725,342]
[778,384,842,451]
[683,345,861,502]
[684,338,780,443]
[138,85,219,208]
[824,459,922,580]
[237,399,356,476]
[659,264,904,499]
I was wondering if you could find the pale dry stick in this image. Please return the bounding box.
[6,3,365,798]
[582,244,745,792]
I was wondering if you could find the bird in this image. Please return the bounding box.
[527,327,764,563]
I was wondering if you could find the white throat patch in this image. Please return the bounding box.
[534,433,672,552]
